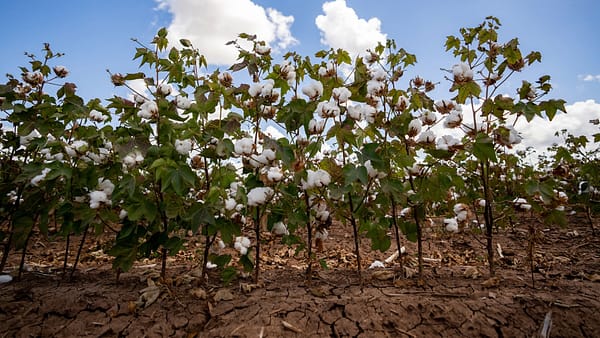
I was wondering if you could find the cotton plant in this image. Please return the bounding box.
[0,44,123,278]
[106,28,248,280]
[442,16,566,276]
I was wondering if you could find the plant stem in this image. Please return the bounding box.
[63,233,70,273]
[480,160,495,276]
[161,247,167,279]
[0,228,13,273]
[17,227,35,281]
[411,204,424,277]
[254,207,261,282]
[528,222,536,289]
[201,233,217,280]
[390,197,403,272]
[70,225,89,280]
[348,194,362,284]
[304,193,313,281]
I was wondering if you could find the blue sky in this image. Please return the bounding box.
[2,0,600,148]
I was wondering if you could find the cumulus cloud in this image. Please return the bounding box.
[579,74,600,82]
[516,99,600,151]
[315,0,387,57]
[428,100,600,155]
[156,0,297,65]
[264,125,286,140]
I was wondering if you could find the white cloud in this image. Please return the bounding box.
[315,0,387,57]
[429,100,600,156]
[264,125,286,140]
[156,0,297,65]
[579,74,600,82]
[516,99,600,151]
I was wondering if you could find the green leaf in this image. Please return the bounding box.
[454,81,481,104]
[539,99,566,121]
[180,39,192,47]
[364,221,391,252]
[165,236,184,255]
[343,164,368,185]
[399,220,418,242]
[472,134,497,162]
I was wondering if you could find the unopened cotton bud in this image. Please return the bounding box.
[53,65,69,78]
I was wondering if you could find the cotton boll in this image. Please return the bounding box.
[316,100,340,118]
[365,160,386,179]
[369,260,385,269]
[218,72,233,87]
[119,209,128,220]
[332,87,352,103]
[308,119,326,134]
[420,110,437,125]
[416,130,436,144]
[234,137,254,156]
[267,167,284,182]
[158,83,172,96]
[347,105,362,120]
[318,62,336,77]
[407,119,422,137]
[248,83,262,97]
[272,221,289,235]
[98,178,115,196]
[176,96,192,109]
[399,207,411,218]
[302,169,331,190]
[436,135,461,151]
[301,81,324,100]
[369,67,387,81]
[225,198,237,211]
[175,139,193,155]
[452,62,474,82]
[234,236,252,255]
[260,79,275,97]
[0,275,12,284]
[89,190,109,209]
[444,218,459,233]
[23,71,44,86]
[262,149,276,162]
[53,65,69,78]
[205,261,217,269]
[217,239,226,249]
[367,80,384,96]
[89,109,107,122]
[139,101,158,119]
[434,99,457,114]
[362,105,377,124]
[134,94,146,105]
[30,167,51,186]
[20,129,42,146]
[247,187,274,206]
[255,44,271,55]
[443,110,463,128]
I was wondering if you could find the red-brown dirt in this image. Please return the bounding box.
[1,214,599,337]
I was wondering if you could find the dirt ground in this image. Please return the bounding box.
[1,214,599,337]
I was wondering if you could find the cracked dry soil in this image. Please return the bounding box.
[1,214,599,337]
